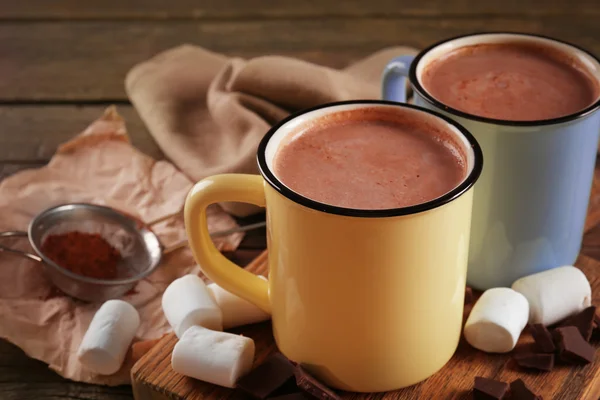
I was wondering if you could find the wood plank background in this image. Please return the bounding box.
[2,1,600,399]
[2,18,600,102]
[3,1,600,19]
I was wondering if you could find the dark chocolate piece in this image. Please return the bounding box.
[269,393,313,400]
[236,353,296,399]
[294,366,340,400]
[510,379,542,400]
[530,324,555,353]
[513,352,554,371]
[560,306,596,341]
[551,328,561,349]
[555,326,596,365]
[594,312,600,337]
[465,286,473,305]
[473,377,509,400]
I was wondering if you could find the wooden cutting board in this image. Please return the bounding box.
[131,250,600,400]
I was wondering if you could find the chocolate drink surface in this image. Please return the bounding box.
[421,42,599,121]
[272,108,467,210]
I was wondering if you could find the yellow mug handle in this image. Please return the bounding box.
[184,174,270,313]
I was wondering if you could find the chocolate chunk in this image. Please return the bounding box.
[465,286,473,305]
[513,352,554,371]
[510,379,542,400]
[594,312,600,337]
[555,326,596,365]
[236,353,296,399]
[560,306,596,341]
[530,323,555,353]
[269,393,313,400]
[294,366,340,400]
[551,328,561,348]
[473,377,509,400]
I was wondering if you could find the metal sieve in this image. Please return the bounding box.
[0,203,264,302]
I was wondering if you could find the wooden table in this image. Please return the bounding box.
[3,1,600,399]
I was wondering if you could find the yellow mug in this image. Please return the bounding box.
[184,101,483,392]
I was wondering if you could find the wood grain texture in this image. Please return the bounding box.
[582,222,600,261]
[2,0,600,19]
[584,160,600,234]
[2,1,600,399]
[131,254,600,400]
[0,340,133,400]
[3,17,600,101]
[0,106,161,162]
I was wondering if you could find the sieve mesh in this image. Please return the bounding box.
[29,204,161,282]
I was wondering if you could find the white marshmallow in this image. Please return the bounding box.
[162,274,223,338]
[208,276,270,329]
[512,266,591,326]
[77,300,140,375]
[171,325,255,388]
[464,288,529,353]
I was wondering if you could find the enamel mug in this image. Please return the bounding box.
[184,100,483,392]
[382,33,600,289]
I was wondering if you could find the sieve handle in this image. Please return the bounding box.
[161,221,267,254]
[0,231,44,263]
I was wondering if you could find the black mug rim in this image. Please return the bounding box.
[256,100,484,218]
[408,32,600,127]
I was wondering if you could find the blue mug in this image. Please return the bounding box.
[382,33,600,289]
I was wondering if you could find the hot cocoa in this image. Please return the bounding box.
[273,107,467,209]
[421,42,599,121]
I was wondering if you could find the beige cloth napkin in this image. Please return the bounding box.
[126,45,417,216]
[0,107,242,385]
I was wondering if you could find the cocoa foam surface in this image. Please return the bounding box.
[421,41,600,121]
[273,107,468,210]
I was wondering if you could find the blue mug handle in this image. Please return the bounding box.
[381,55,416,103]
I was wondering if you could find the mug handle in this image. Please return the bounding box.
[381,55,416,103]
[184,174,271,313]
